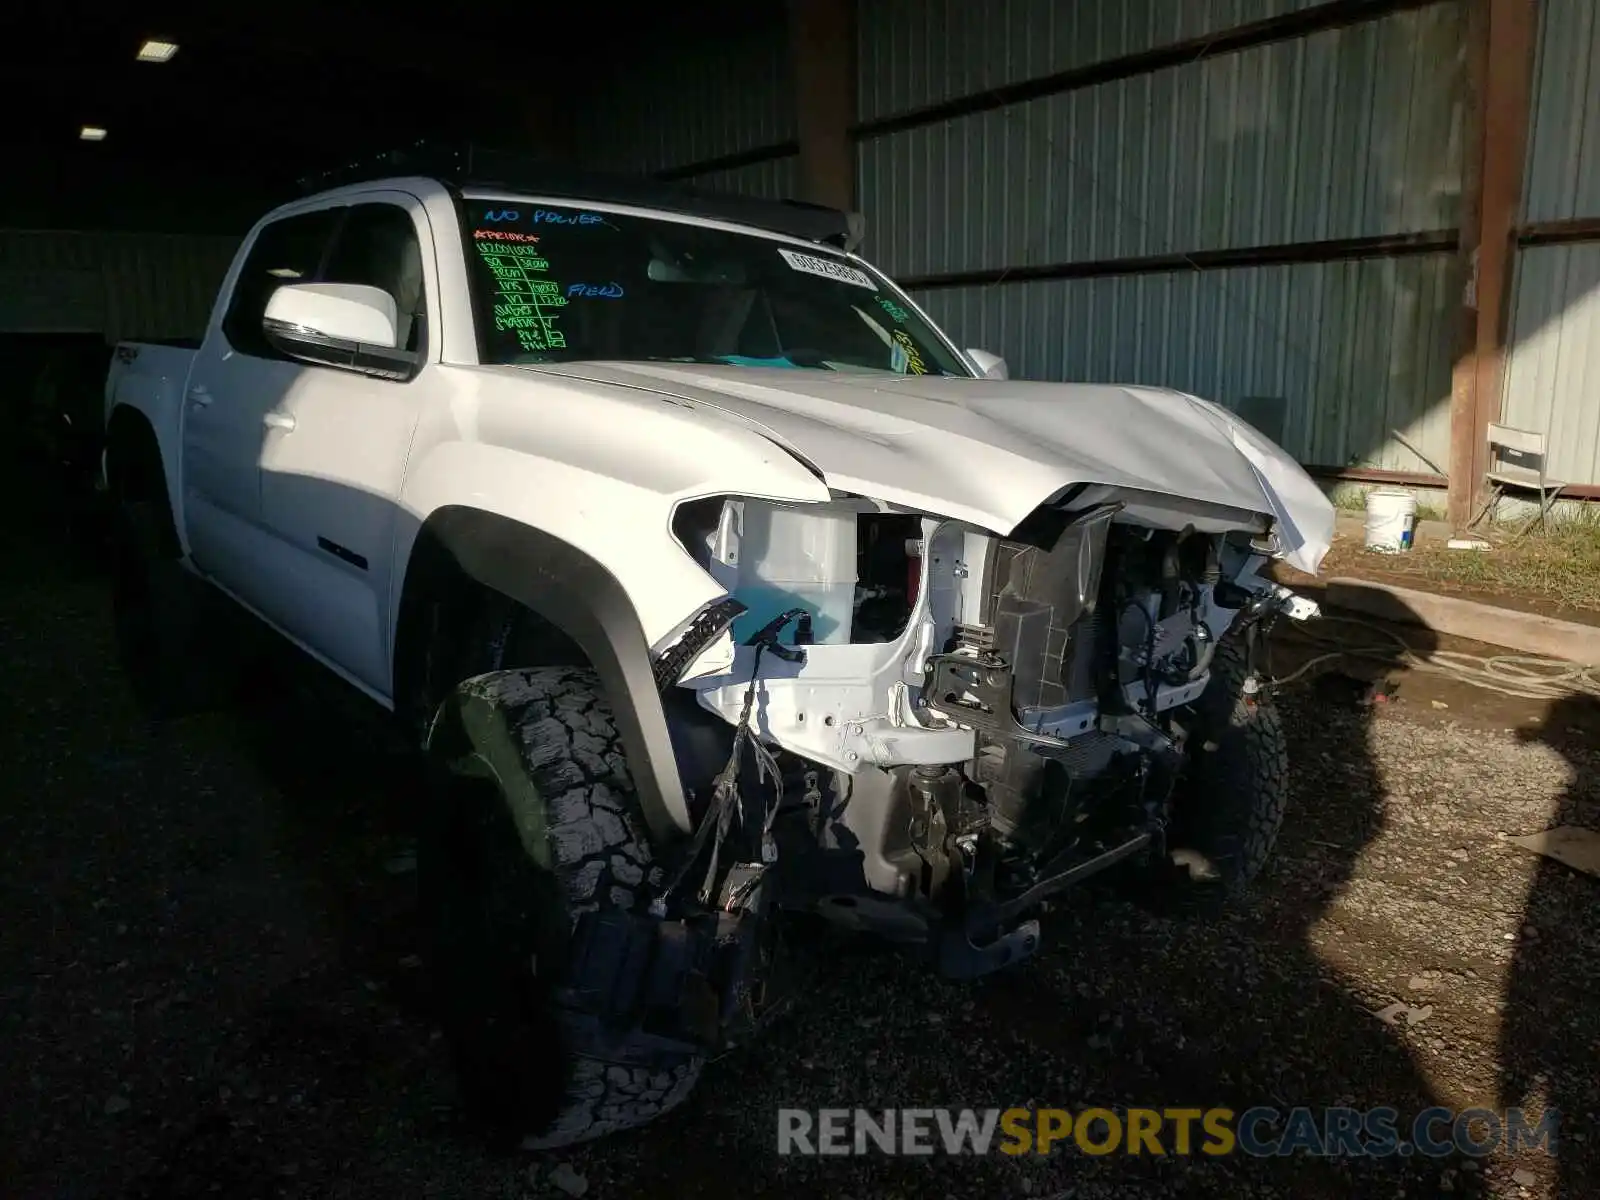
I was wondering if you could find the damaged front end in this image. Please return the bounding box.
[646,483,1320,993]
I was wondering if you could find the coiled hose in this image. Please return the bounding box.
[1269,614,1600,701]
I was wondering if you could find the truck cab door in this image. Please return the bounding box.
[180,206,342,593]
[253,196,435,694]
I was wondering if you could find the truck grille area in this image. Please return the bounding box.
[984,506,1116,712]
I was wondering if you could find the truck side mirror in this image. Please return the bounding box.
[966,348,1008,380]
[263,283,416,379]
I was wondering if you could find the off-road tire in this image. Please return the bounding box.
[1169,635,1290,893]
[110,497,217,719]
[420,666,702,1149]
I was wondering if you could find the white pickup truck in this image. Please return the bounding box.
[103,170,1333,1149]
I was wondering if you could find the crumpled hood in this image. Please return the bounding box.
[528,362,1335,574]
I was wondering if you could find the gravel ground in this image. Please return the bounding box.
[2,470,1597,1200]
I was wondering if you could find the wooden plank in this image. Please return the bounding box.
[1325,578,1600,665]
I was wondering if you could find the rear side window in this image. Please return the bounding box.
[222,209,341,359]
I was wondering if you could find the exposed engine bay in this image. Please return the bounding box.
[657,487,1318,977]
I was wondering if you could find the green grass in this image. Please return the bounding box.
[1320,516,1600,611]
[1328,485,1447,522]
[1330,486,1371,513]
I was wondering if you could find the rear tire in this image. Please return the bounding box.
[420,666,702,1149]
[110,497,216,719]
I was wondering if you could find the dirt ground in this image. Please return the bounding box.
[2,467,1597,1200]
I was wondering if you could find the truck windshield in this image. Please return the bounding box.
[458,198,971,377]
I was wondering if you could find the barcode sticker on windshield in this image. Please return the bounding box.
[777,248,877,290]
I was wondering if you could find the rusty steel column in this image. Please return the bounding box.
[1446,0,1489,529]
[1447,0,1539,528]
[789,0,857,212]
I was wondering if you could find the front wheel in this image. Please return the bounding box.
[420,666,703,1149]
[1167,636,1290,892]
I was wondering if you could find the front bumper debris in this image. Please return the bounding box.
[932,830,1152,979]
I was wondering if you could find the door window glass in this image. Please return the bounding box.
[221,209,341,359]
[320,204,428,353]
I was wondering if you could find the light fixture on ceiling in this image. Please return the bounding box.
[136,38,180,63]
[79,125,108,141]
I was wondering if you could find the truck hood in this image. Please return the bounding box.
[527,362,1335,574]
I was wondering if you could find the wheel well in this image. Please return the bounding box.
[104,406,178,554]
[393,518,589,738]
[392,505,697,841]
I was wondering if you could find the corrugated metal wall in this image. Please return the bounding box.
[860,5,1464,277]
[857,0,1467,477]
[0,229,239,343]
[1502,242,1600,485]
[568,21,797,196]
[1501,0,1600,486]
[917,253,1459,474]
[1521,0,1600,224]
[858,0,1326,122]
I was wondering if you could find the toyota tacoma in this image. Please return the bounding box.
[102,164,1333,1149]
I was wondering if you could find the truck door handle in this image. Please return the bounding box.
[262,412,296,431]
[187,386,212,407]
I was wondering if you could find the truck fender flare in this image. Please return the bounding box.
[105,404,160,487]
[401,505,695,845]
[104,405,181,553]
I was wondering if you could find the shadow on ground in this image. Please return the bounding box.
[1505,695,1600,1199]
[2,445,1559,1199]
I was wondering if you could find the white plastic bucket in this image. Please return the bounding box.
[1364,488,1418,553]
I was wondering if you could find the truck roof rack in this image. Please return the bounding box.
[296,141,865,251]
